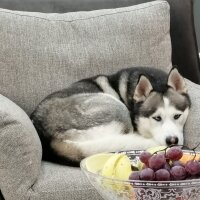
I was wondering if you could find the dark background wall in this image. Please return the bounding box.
[194,0,200,51]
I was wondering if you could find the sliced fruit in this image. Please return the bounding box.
[101,154,124,178]
[179,153,200,165]
[101,153,133,193]
[85,153,114,173]
[101,153,132,180]
[115,154,132,180]
[147,146,167,154]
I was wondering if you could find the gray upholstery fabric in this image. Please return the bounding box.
[0,0,199,85]
[0,0,172,115]
[31,162,103,200]
[0,1,199,199]
[0,1,173,199]
[0,95,42,200]
[184,79,200,151]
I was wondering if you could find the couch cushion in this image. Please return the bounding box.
[0,0,199,84]
[184,79,200,151]
[0,0,172,115]
[31,161,103,200]
[0,94,42,200]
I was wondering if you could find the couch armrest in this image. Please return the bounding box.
[0,95,42,200]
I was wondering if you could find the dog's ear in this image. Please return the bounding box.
[133,75,153,102]
[167,68,187,93]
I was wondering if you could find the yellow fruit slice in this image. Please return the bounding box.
[115,155,132,180]
[101,153,133,193]
[101,153,132,180]
[85,153,114,173]
[101,154,124,178]
[180,153,200,164]
[147,146,167,154]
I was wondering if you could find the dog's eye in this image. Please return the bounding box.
[174,114,181,120]
[152,116,162,122]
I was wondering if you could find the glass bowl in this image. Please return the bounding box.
[80,150,200,200]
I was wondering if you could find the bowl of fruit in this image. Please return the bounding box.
[80,146,200,200]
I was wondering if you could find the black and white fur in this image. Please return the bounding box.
[31,67,191,163]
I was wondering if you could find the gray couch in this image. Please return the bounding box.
[0,0,200,200]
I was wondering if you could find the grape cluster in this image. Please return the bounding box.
[129,146,200,181]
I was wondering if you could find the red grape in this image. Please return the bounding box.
[171,160,184,167]
[185,160,200,175]
[166,147,183,161]
[141,164,149,170]
[129,171,140,180]
[139,151,152,165]
[155,169,170,181]
[135,146,200,181]
[164,163,171,171]
[170,166,187,180]
[148,153,166,171]
[140,168,155,181]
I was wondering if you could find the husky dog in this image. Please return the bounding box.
[31,67,191,163]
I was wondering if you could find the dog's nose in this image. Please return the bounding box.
[166,136,179,146]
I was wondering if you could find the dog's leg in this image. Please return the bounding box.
[50,125,159,162]
[51,132,159,162]
[76,133,159,158]
[50,139,84,162]
[50,120,130,162]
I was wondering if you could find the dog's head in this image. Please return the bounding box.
[133,68,191,146]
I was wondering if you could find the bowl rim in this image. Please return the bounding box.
[80,149,200,186]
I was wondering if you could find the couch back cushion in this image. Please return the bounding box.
[0,0,199,84]
[0,0,172,115]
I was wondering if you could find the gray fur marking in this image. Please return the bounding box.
[140,92,164,117]
[166,89,191,111]
[33,93,132,139]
